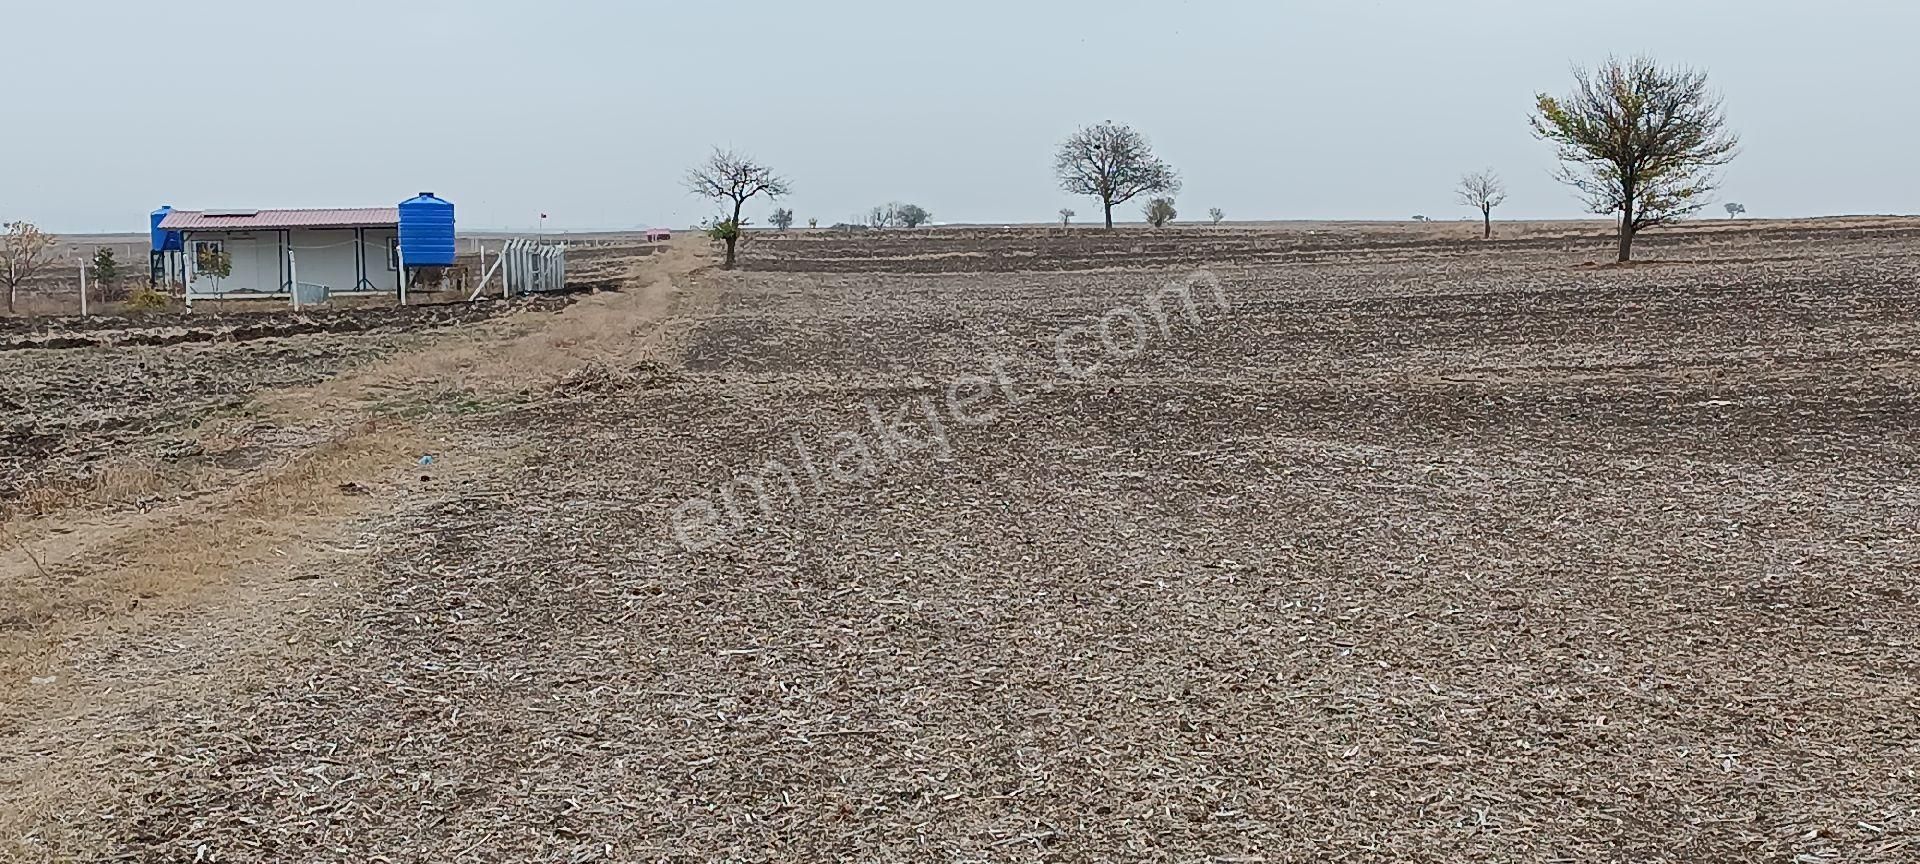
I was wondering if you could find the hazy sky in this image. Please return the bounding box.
[10,0,1917,232]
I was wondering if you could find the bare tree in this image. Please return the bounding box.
[1208,207,1225,226]
[1724,202,1746,218]
[1143,197,1178,228]
[807,218,818,229]
[1055,122,1181,229]
[1,222,57,314]
[769,207,795,230]
[684,148,790,269]
[1059,208,1075,227]
[866,205,896,231]
[1456,169,1507,239]
[1532,57,1739,262]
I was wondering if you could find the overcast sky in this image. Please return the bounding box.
[10,0,1917,233]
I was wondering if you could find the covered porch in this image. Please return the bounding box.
[157,208,404,304]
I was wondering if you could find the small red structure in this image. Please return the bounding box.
[645,228,672,243]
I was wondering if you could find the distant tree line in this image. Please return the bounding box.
[683,54,1739,269]
[865,202,932,230]
[0,55,1763,298]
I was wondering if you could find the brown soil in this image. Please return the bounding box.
[0,298,578,516]
[2,224,1915,862]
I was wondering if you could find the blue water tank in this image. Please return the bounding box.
[398,193,457,266]
[150,206,181,252]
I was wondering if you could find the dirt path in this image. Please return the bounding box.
[5,226,1914,862]
[0,243,707,861]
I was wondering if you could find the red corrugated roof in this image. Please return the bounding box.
[158,208,400,230]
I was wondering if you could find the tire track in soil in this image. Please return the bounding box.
[0,244,707,861]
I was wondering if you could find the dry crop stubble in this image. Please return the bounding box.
[2,242,710,856]
[3,224,1918,861]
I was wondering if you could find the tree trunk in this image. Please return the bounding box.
[1103,199,1115,230]
[724,199,745,270]
[1617,188,1635,263]
[1482,208,1492,239]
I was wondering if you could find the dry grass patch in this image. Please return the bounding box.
[10,454,224,519]
[0,417,431,684]
[0,238,705,688]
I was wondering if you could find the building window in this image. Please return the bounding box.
[191,240,230,279]
[192,240,224,268]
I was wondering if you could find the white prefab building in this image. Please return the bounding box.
[157,208,404,304]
